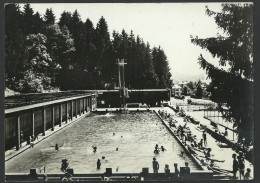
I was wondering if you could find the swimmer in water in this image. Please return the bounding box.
[161,146,166,152]
[51,143,63,150]
[181,151,185,157]
[61,159,69,172]
[97,159,101,169]
[155,144,159,150]
[92,146,97,153]
[121,136,123,138]
[116,147,119,151]
[154,149,160,154]
[55,144,59,150]
[113,132,115,136]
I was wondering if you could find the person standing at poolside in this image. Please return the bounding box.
[174,163,180,177]
[20,131,24,146]
[30,136,34,148]
[184,162,190,174]
[204,148,212,161]
[164,164,170,179]
[203,131,207,146]
[152,157,159,174]
[244,168,251,180]
[224,127,228,138]
[61,159,69,172]
[237,152,245,180]
[232,154,239,179]
[97,159,101,170]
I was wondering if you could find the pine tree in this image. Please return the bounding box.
[83,18,96,72]
[70,10,85,69]
[195,80,203,99]
[143,43,159,88]
[58,11,73,31]
[5,4,26,90]
[95,16,110,62]
[95,16,111,86]
[22,3,35,34]
[152,47,173,88]
[44,8,55,26]
[34,12,45,33]
[191,3,253,144]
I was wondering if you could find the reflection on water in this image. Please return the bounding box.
[100,112,116,117]
[6,112,199,173]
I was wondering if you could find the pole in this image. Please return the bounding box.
[52,104,55,131]
[75,99,78,117]
[117,59,127,110]
[16,114,21,150]
[83,98,85,114]
[118,59,121,88]
[71,100,73,120]
[204,104,205,117]
[42,107,46,136]
[122,59,126,110]
[218,110,219,125]
[66,101,68,123]
[31,109,35,136]
[233,124,235,141]
[59,103,62,127]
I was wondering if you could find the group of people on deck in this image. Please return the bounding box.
[158,110,177,128]
[175,122,227,170]
[152,157,191,179]
[232,152,251,180]
[158,108,252,180]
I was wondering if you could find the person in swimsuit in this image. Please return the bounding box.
[97,159,101,169]
[92,146,97,153]
[152,157,159,174]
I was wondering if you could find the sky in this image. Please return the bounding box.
[22,3,228,83]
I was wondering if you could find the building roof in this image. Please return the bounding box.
[172,85,182,89]
[178,81,188,85]
[5,91,93,110]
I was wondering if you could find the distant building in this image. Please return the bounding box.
[201,82,208,90]
[178,81,188,89]
[171,84,182,96]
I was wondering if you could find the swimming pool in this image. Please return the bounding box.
[5,112,199,173]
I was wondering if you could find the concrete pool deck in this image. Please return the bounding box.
[157,106,254,180]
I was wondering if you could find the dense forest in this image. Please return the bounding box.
[5,4,173,93]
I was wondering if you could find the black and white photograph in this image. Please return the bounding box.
[4,2,254,182]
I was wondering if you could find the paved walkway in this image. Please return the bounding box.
[169,97,238,141]
[155,106,253,180]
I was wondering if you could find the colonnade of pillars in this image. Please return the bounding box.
[14,96,94,150]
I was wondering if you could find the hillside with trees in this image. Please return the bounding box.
[5,3,173,93]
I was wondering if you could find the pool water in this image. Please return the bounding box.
[5,112,199,173]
